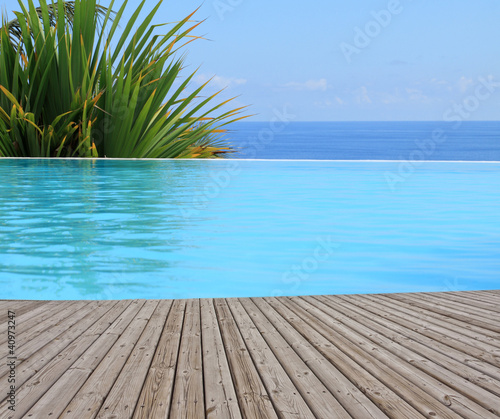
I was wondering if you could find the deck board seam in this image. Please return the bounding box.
[16,300,122,391]
[197,298,207,419]
[54,300,134,417]
[283,296,465,418]
[224,298,280,416]
[267,296,424,418]
[346,294,500,350]
[0,301,79,347]
[95,299,163,417]
[214,298,278,418]
[128,300,171,417]
[0,300,136,417]
[346,294,500,381]
[363,297,500,360]
[22,300,132,417]
[1,291,500,419]
[165,299,188,418]
[239,297,353,419]
[131,299,176,418]
[352,293,500,342]
[409,293,500,324]
[249,297,383,418]
[208,297,244,419]
[0,301,113,405]
[327,295,500,397]
[63,299,148,417]
[227,297,318,418]
[387,294,500,333]
[308,295,500,414]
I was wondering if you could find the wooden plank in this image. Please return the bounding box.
[95,300,170,419]
[354,294,500,350]
[473,290,500,300]
[389,293,500,333]
[418,292,500,322]
[0,291,498,418]
[344,294,500,382]
[0,300,143,418]
[214,298,278,419]
[0,300,67,326]
[360,294,500,367]
[240,298,355,419]
[438,291,500,314]
[227,298,316,419]
[250,297,387,419]
[4,301,89,351]
[0,300,46,317]
[133,299,187,419]
[0,300,39,312]
[451,291,500,306]
[307,295,500,416]
[406,291,500,315]
[21,301,132,417]
[0,301,100,381]
[0,300,14,309]
[281,295,477,419]
[443,292,500,312]
[0,301,73,347]
[289,296,497,419]
[199,298,242,419]
[324,295,500,398]
[15,301,102,354]
[347,293,500,342]
[60,300,156,418]
[168,299,205,418]
[0,300,125,392]
[264,297,426,419]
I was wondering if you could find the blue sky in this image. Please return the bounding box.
[3,0,500,121]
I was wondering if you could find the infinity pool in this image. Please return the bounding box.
[1,159,499,300]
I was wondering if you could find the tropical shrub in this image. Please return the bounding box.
[0,0,246,158]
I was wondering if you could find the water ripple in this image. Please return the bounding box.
[0,159,499,299]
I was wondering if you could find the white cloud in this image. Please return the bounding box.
[194,74,247,89]
[313,99,334,108]
[428,78,453,92]
[458,76,473,93]
[405,88,431,103]
[430,78,449,86]
[354,86,371,104]
[380,92,402,104]
[283,78,329,91]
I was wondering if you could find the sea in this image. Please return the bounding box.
[225,121,500,160]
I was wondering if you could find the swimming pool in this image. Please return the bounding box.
[1,159,499,300]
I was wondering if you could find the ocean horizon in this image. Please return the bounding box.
[225,121,500,161]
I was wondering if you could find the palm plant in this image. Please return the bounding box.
[4,1,109,50]
[0,0,247,158]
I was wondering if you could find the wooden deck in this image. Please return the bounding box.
[1,290,500,418]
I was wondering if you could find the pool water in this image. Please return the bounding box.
[1,159,499,300]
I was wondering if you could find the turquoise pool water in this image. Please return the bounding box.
[0,159,499,300]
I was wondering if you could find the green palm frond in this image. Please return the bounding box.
[0,0,248,158]
[2,1,109,49]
